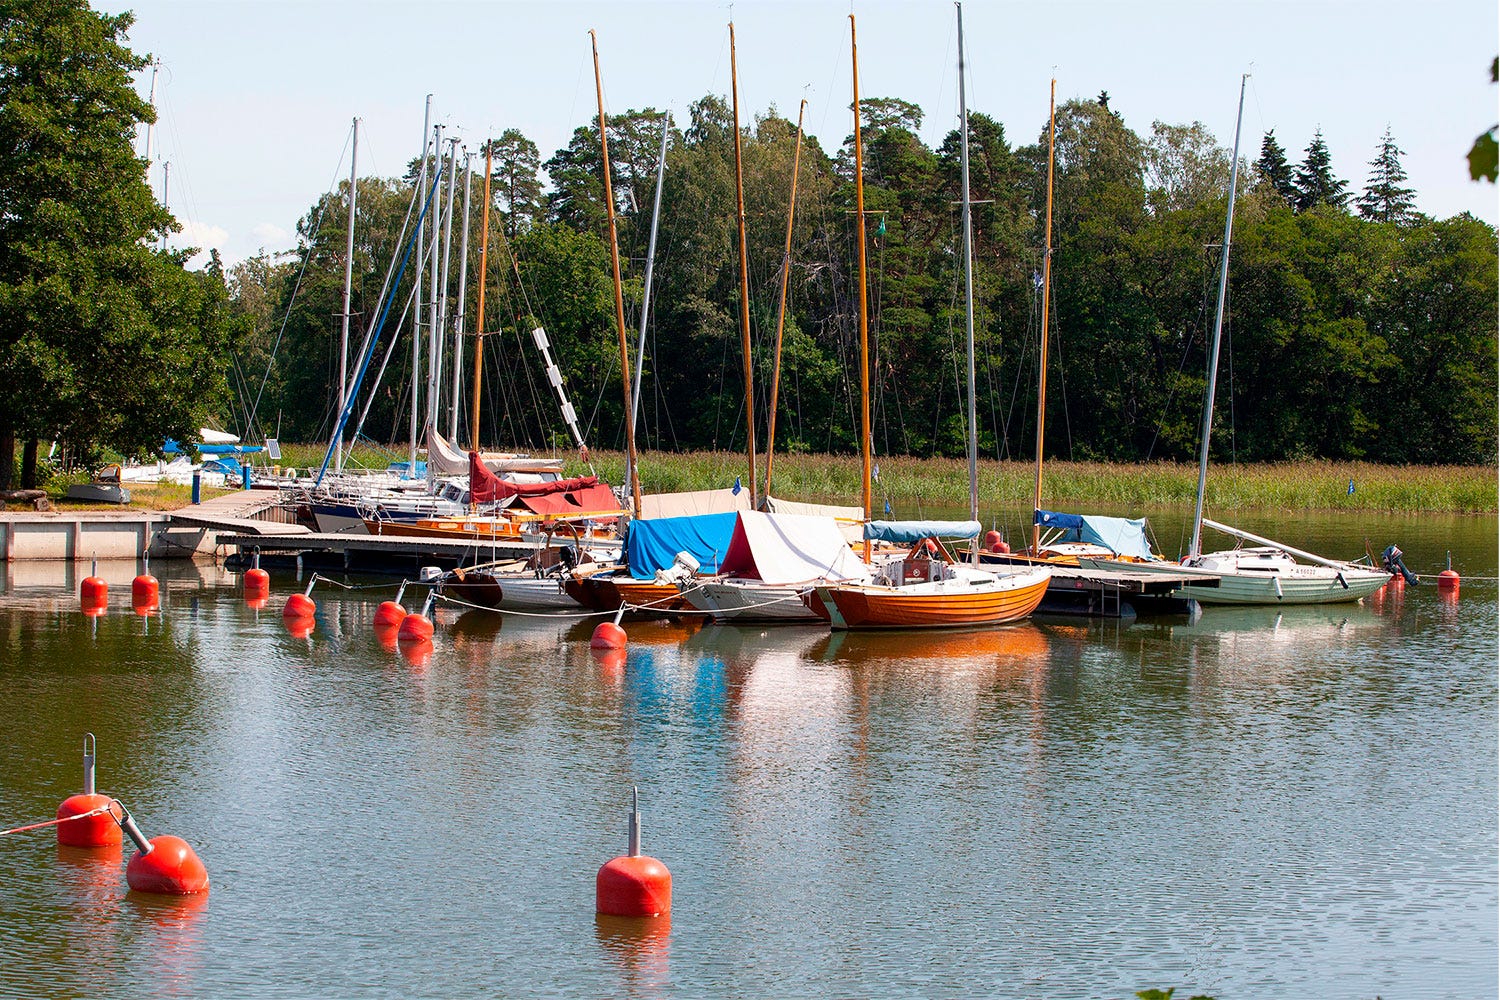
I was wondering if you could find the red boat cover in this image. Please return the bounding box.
[469,451,601,502]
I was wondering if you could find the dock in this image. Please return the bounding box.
[1037,564,1215,618]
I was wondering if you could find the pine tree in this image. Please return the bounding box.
[1294,129,1349,211]
[1256,130,1297,208]
[1357,127,1417,223]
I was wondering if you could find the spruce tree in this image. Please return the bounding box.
[1357,127,1417,223]
[1294,129,1349,211]
[1256,130,1297,208]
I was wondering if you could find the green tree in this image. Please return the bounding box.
[1467,56,1497,182]
[1144,119,1232,214]
[487,128,543,239]
[1356,127,1417,223]
[1255,130,1297,208]
[1293,129,1349,211]
[0,0,229,488]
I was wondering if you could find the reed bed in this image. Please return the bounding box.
[44,444,1486,515]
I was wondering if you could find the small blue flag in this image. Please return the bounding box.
[1033,270,1043,291]
[732,476,742,496]
[884,499,892,515]
[1347,479,1355,495]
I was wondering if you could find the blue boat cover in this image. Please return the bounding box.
[1035,508,1156,560]
[196,443,264,455]
[203,456,242,475]
[625,512,738,580]
[864,519,982,543]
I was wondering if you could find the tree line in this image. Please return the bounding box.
[3,0,1494,494]
[234,90,1495,471]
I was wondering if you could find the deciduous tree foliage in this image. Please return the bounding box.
[0,0,230,486]
[225,88,1497,469]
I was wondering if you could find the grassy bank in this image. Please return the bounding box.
[12,444,1494,514]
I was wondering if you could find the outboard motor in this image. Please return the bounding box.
[558,545,578,571]
[1382,544,1419,586]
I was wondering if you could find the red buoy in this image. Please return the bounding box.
[596,788,671,918]
[397,613,434,641]
[80,569,107,611]
[985,530,1010,554]
[126,836,210,895]
[132,573,159,609]
[374,601,409,627]
[591,621,628,649]
[283,592,316,618]
[118,808,208,895]
[244,568,270,594]
[57,734,119,848]
[1438,552,1460,592]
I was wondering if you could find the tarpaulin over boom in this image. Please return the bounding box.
[469,451,601,503]
[1035,508,1155,560]
[625,512,738,580]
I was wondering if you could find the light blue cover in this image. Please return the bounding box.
[625,512,738,580]
[864,520,982,543]
[196,443,264,455]
[1079,515,1155,560]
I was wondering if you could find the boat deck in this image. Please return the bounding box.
[216,530,547,573]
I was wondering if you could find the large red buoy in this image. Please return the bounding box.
[1438,551,1460,593]
[80,560,108,612]
[984,530,1010,554]
[591,618,628,649]
[56,734,120,849]
[284,575,318,620]
[118,807,208,895]
[397,591,436,641]
[596,788,671,918]
[131,563,159,610]
[374,601,408,627]
[244,550,270,596]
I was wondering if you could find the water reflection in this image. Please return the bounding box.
[594,913,671,997]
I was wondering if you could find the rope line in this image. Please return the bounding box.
[0,802,117,838]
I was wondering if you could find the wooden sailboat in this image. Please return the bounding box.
[1084,75,1388,606]
[808,7,1050,631]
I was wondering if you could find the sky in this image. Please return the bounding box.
[97,0,1499,269]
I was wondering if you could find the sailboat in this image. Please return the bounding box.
[806,7,1051,631]
[1081,75,1388,606]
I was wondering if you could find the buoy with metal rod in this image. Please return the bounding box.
[397,589,436,642]
[118,805,209,895]
[132,555,159,610]
[591,608,628,649]
[283,574,317,619]
[244,549,270,597]
[984,530,1009,554]
[374,581,410,627]
[1438,551,1460,592]
[596,787,671,917]
[56,733,121,848]
[80,558,107,612]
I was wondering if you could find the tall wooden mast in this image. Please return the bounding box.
[469,142,493,454]
[1030,79,1056,555]
[852,14,871,560]
[591,30,641,519]
[729,22,758,507]
[764,98,806,499]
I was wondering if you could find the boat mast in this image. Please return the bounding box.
[590,30,641,519]
[335,116,359,474]
[435,135,458,441]
[957,4,977,526]
[765,98,806,500]
[1030,79,1056,555]
[628,113,671,505]
[449,149,472,442]
[852,14,871,561]
[469,142,493,454]
[729,22,759,508]
[1190,73,1248,559]
[425,123,446,469]
[409,95,432,475]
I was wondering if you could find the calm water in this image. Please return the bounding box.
[0,512,1494,999]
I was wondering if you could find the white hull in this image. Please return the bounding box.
[1086,551,1389,606]
[682,580,822,623]
[495,576,579,612]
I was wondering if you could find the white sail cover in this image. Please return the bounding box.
[426,428,564,479]
[638,488,752,519]
[198,427,240,444]
[718,511,867,584]
[763,495,865,543]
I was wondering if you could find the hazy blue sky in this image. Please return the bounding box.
[98,0,1498,267]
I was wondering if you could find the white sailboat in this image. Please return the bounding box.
[1085,75,1388,607]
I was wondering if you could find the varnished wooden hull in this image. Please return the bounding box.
[813,569,1050,630]
[566,572,687,614]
